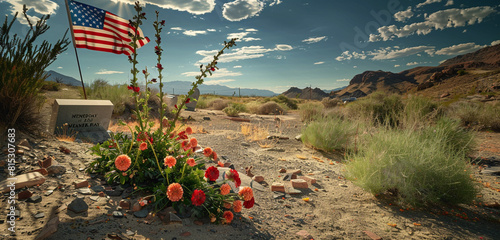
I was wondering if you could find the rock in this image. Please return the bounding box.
[15,149,24,155]
[266,148,285,152]
[67,198,88,213]
[134,209,149,218]
[27,195,42,203]
[241,142,250,147]
[59,146,71,154]
[440,93,450,98]
[339,184,348,188]
[119,200,131,210]
[29,168,48,176]
[271,182,285,192]
[273,192,286,199]
[132,202,142,212]
[194,220,203,226]
[180,232,191,237]
[18,139,32,149]
[90,185,105,192]
[291,179,308,189]
[245,166,254,177]
[98,192,106,197]
[38,156,53,168]
[295,134,302,141]
[299,176,316,184]
[112,211,124,218]
[34,212,45,219]
[363,230,382,240]
[296,230,313,240]
[1,172,45,193]
[34,216,59,240]
[90,196,99,201]
[203,117,211,121]
[168,212,183,224]
[283,173,297,181]
[77,187,92,195]
[252,175,264,183]
[47,165,66,175]
[279,168,287,173]
[73,180,88,189]
[286,188,301,195]
[18,190,33,200]
[287,169,301,175]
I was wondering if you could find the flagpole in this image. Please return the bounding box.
[64,0,87,99]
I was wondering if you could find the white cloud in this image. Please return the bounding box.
[370,6,496,41]
[314,62,324,65]
[246,28,258,31]
[182,68,242,78]
[434,42,486,55]
[353,66,358,68]
[269,0,282,7]
[57,66,63,69]
[110,0,215,15]
[394,64,401,67]
[416,0,443,8]
[3,0,59,25]
[302,36,327,44]
[228,32,250,40]
[233,65,242,68]
[336,46,435,61]
[204,79,236,85]
[207,29,217,32]
[171,27,183,31]
[335,51,367,61]
[222,0,264,21]
[394,7,414,22]
[445,0,454,6]
[183,30,207,36]
[491,40,500,46]
[242,37,261,42]
[406,62,419,66]
[336,79,350,82]
[195,44,292,64]
[96,69,124,75]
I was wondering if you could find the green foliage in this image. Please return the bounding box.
[457,69,467,75]
[448,101,500,132]
[321,97,341,108]
[346,120,477,206]
[257,101,285,115]
[270,95,298,110]
[301,115,359,152]
[222,103,247,117]
[41,81,60,91]
[298,102,324,122]
[85,80,130,115]
[0,8,69,132]
[347,92,403,127]
[400,95,442,128]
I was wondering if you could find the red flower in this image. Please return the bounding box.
[160,20,165,26]
[191,189,206,206]
[181,140,191,151]
[187,158,196,167]
[226,169,241,188]
[223,211,233,224]
[203,147,213,157]
[189,138,198,148]
[217,161,224,167]
[137,132,150,142]
[185,98,190,104]
[212,151,218,161]
[157,63,163,70]
[205,166,219,182]
[211,67,215,71]
[141,12,146,17]
[151,78,157,82]
[174,104,178,109]
[185,127,193,135]
[142,69,147,75]
[243,197,254,209]
[115,155,131,171]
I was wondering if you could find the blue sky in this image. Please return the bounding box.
[1,0,499,93]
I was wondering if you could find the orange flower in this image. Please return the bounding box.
[212,151,218,161]
[203,147,213,157]
[224,202,232,209]
[189,138,198,148]
[238,186,253,201]
[223,211,233,224]
[115,154,131,171]
[220,183,231,195]
[164,156,176,168]
[139,142,147,151]
[185,126,193,135]
[187,158,196,167]
[233,200,242,213]
[167,183,183,202]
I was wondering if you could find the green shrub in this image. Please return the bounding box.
[321,97,341,109]
[245,101,261,114]
[41,81,60,91]
[301,116,359,152]
[222,103,247,117]
[208,98,229,110]
[0,10,70,133]
[346,123,477,206]
[448,101,500,132]
[298,102,324,122]
[85,80,130,115]
[270,95,298,110]
[347,92,403,127]
[401,95,442,128]
[257,101,284,115]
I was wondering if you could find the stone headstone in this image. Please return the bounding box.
[185,88,200,111]
[162,95,178,109]
[48,99,113,143]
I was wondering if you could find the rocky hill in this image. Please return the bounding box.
[282,87,329,100]
[334,44,500,99]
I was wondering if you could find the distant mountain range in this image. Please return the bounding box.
[45,70,85,87]
[160,81,277,97]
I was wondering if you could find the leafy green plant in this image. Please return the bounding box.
[448,101,500,132]
[347,92,403,127]
[223,103,247,117]
[87,3,252,223]
[0,6,70,133]
[258,101,285,115]
[301,115,359,152]
[85,80,130,114]
[298,102,323,122]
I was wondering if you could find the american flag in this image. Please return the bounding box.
[68,0,149,56]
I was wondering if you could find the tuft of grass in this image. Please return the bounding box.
[347,92,403,127]
[400,95,442,129]
[346,119,478,206]
[241,123,269,142]
[321,97,341,109]
[448,101,500,132]
[298,102,324,122]
[55,123,78,142]
[257,101,285,115]
[301,115,360,152]
[85,80,131,115]
[222,103,247,116]
[208,98,229,110]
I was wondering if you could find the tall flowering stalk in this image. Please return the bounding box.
[153,11,166,133]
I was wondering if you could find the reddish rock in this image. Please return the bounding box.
[440,93,450,98]
[180,232,191,237]
[1,172,45,193]
[34,216,59,240]
[299,176,316,184]
[271,182,285,192]
[252,175,265,183]
[296,230,313,240]
[29,168,48,176]
[39,157,53,168]
[73,180,88,189]
[18,139,32,149]
[18,190,33,200]
[119,200,131,210]
[287,169,301,175]
[291,179,308,189]
[279,168,287,173]
[131,202,142,212]
[194,220,203,226]
[98,191,106,197]
[363,230,382,240]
